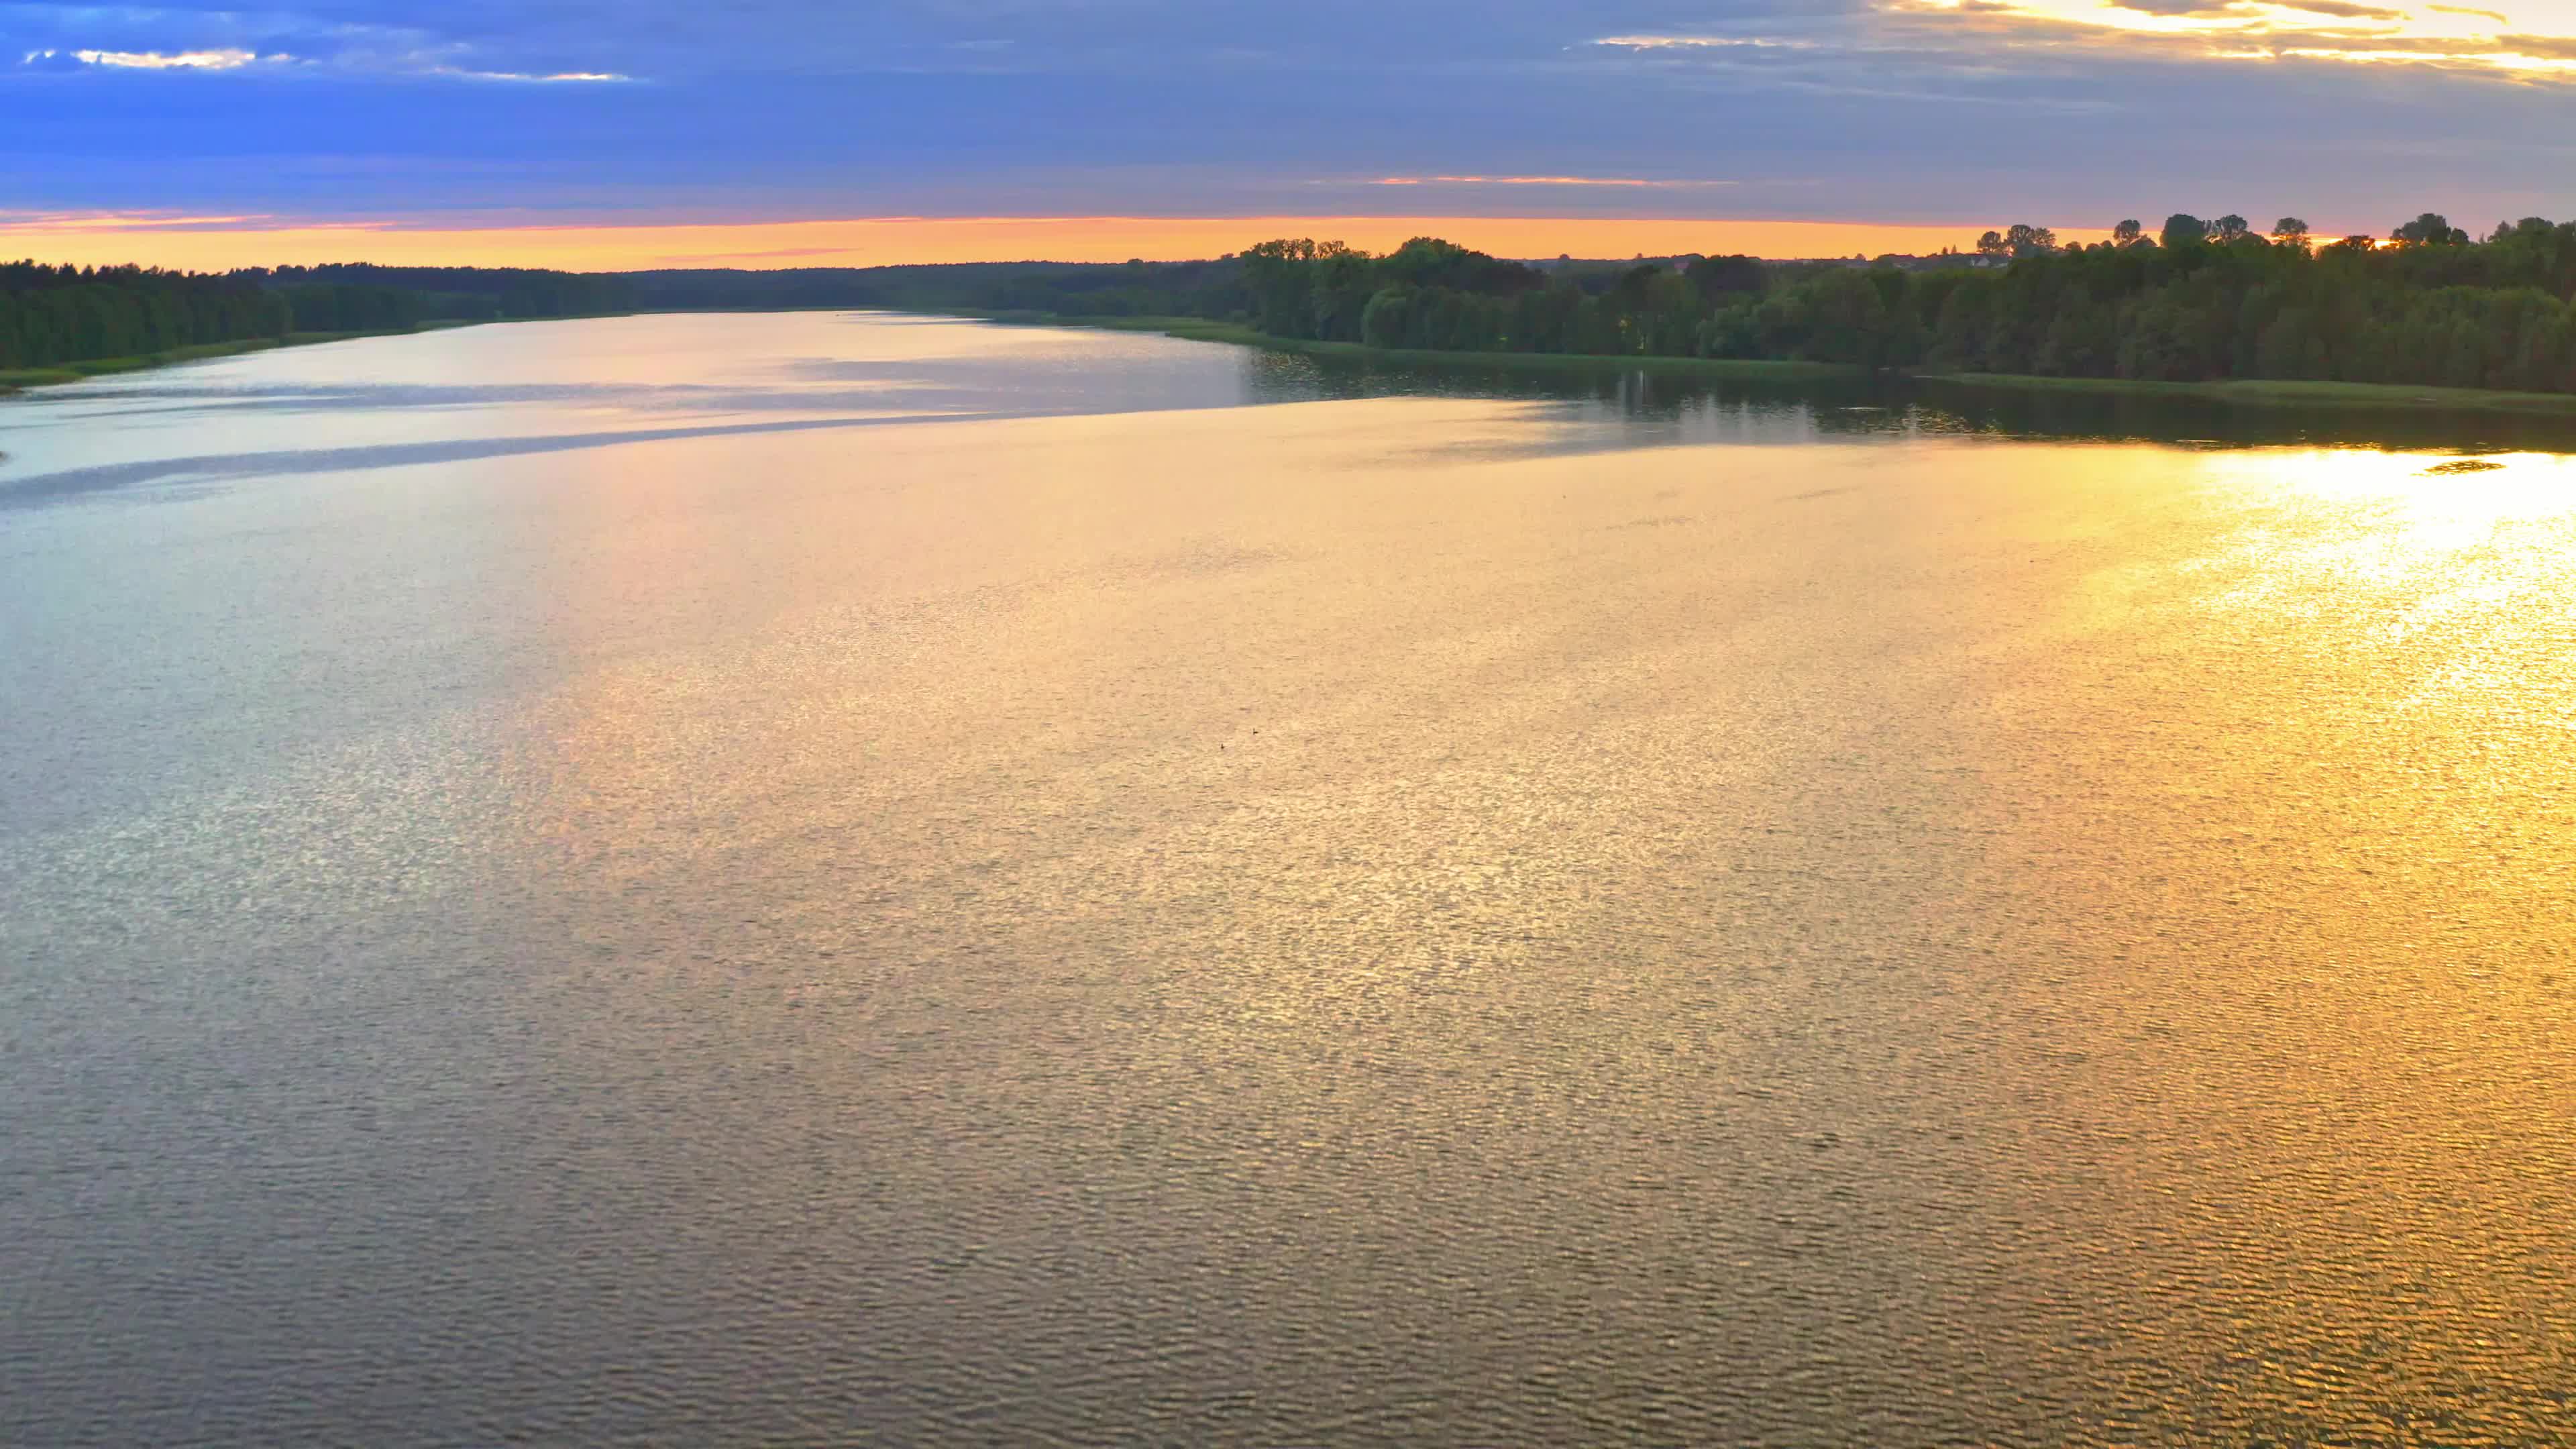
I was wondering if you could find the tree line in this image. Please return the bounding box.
[17,212,2576,394]
[1,263,290,371]
[1199,213,2576,394]
[249,265,637,323]
[1931,213,2576,389]
[1,262,637,371]
[618,260,1244,315]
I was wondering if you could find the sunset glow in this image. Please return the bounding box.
[0,214,2098,270]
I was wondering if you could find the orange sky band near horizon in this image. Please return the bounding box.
[0,215,2125,271]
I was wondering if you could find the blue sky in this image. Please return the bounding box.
[6,0,2576,244]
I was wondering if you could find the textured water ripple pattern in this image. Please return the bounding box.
[5,315,2574,1446]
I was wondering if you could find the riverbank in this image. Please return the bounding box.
[980,311,2576,418]
[26,307,2576,421]
[969,312,1865,382]
[1915,371,2576,418]
[0,319,494,396]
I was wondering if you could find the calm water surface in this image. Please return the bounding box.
[5,313,2573,1446]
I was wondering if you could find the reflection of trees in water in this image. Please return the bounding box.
[1238,350,1901,446]
[1240,347,2576,455]
[1913,380,2576,452]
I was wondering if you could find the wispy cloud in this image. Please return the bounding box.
[0,209,282,231]
[1368,175,1737,189]
[24,47,277,70]
[1591,35,1817,50]
[15,44,633,81]
[13,12,637,84]
[422,66,632,83]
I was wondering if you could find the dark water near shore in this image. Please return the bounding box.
[5,313,2573,1446]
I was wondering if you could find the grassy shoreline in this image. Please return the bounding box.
[0,319,493,396]
[1914,370,2576,417]
[976,310,2576,418]
[20,307,2576,421]
[964,311,1865,381]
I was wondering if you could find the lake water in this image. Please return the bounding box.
[5,313,2573,1447]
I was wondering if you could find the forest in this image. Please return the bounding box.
[0,262,633,371]
[626,214,2576,395]
[248,264,637,323]
[13,212,2576,394]
[0,263,290,372]
[1185,215,2576,394]
[618,259,1244,316]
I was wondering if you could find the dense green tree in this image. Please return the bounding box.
[1377,237,1542,296]
[1358,286,1413,350]
[2004,224,2059,258]
[1621,269,1703,356]
[1240,238,1328,336]
[1684,254,1768,303]
[2392,213,2469,247]
[1794,268,1900,366]
[1309,243,1375,341]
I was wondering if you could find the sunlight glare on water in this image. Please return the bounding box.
[3,314,2572,1447]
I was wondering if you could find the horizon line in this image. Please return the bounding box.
[0,213,2165,272]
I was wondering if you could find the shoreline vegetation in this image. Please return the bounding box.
[0,321,485,396]
[978,311,2576,417]
[13,211,2576,421]
[19,307,2576,420]
[965,311,1865,381]
[0,260,627,394]
[1912,370,2576,417]
[994,217,2576,420]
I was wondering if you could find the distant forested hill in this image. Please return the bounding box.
[246,264,636,324]
[619,258,1245,317]
[623,216,2576,396]
[0,263,290,371]
[15,213,2576,395]
[0,261,635,372]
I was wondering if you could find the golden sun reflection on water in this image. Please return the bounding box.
[11,314,2576,1446]
[2174,447,2576,716]
[2208,447,2576,543]
[1943,440,2576,1442]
